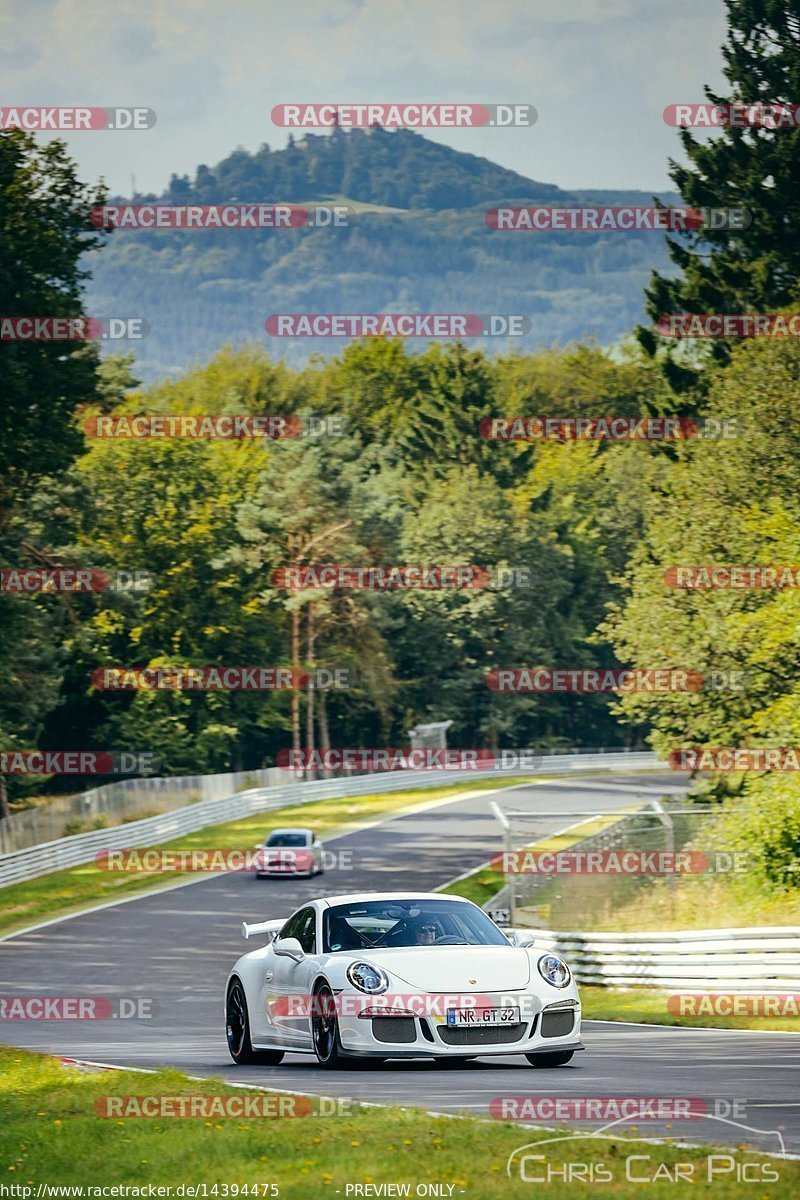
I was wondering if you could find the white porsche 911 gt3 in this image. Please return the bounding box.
[225,892,583,1068]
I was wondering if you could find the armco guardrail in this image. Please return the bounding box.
[0,749,660,889]
[0,766,291,855]
[514,927,800,992]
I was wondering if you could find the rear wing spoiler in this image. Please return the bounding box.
[241,918,286,941]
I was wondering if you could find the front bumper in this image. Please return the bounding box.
[256,869,314,876]
[337,995,582,1058]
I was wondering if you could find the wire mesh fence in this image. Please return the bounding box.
[486,790,740,931]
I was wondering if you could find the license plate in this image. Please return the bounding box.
[446,1006,519,1027]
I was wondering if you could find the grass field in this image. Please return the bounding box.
[560,873,800,932]
[579,985,800,1033]
[0,776,537,940]
[1,1047,796,1197]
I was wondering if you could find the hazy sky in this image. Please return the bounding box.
[2,0,728,196]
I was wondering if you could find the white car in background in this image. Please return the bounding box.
[225,891,582,1069]
[254,827,324,878]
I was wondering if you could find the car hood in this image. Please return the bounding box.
[365,946,531,992]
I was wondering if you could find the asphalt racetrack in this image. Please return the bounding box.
[2,772,798,1155]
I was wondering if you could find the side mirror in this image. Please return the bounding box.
[273,936,304,963]
[506,929,537,948]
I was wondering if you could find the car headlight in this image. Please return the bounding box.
[537,953,571,988]
[346,962,389,994]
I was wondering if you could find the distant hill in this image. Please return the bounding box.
[86,127,680,380]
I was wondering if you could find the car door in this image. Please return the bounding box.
[266,906,319,1049]
[252,909,301,1045]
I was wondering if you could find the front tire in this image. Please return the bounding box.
[226,979,285,1066]
[525,1050,574,1068]
[312,983,345,1068]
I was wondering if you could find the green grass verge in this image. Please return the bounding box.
[0,777,538,940]
[1,1047,796,1196]
[579,986,800,1033]
[559,873,800,933]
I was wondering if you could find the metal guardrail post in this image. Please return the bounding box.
[489,799,516,925]
[649,798,676,920]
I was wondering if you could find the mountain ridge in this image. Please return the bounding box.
[89,128,681,381]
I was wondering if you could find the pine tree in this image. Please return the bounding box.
[638,1,800,392]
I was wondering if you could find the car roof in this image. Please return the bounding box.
[266,827,312,836]
[318,892,475,908]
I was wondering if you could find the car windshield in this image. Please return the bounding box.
[265,833,308,847]
[322,899,509,952]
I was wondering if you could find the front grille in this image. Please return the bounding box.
[438,1023,527,1046]
[541,1010,575,1039]
[372,1017,416,1044]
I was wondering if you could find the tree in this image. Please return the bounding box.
[603,333,800,757]
[0,129,106,501]
[0,129,105,817]
[226,420,397,769]
[638,1,800,391]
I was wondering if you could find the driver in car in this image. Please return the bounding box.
[413,919,438,946]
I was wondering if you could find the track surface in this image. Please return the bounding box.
[2,773,798,1154]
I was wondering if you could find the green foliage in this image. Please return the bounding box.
[640,1,800,387]
[6,337,660,777]
[0,129,106,496]
[0,131,106,809]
